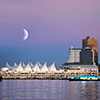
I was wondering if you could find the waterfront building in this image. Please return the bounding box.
[1,61,64,74]
[82,36,98,65]
[61,63,98,75]
[63,46,94,65]
[60,45,98,75]
[80,46,94,65]
[67,46,81,63]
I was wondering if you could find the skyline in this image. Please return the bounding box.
[0,0,100,69]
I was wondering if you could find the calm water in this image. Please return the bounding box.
[0,80,100,100]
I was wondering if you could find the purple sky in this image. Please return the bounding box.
[0,0,100,68]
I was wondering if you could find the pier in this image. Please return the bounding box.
[1,72,98,80]
[1,73,68,80]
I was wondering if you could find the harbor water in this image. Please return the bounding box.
[0,80,100,100]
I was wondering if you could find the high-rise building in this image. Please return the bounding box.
[80,47,94,65]
[82,36,98,65]
[67,46,81,63]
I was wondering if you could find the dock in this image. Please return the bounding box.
[1,73,68,80]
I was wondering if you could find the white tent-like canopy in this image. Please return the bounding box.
[30,62,34,69]
[23,63,26,66]
[30,62,34,67]
[48,62,64,73]
[32,62,40,72]
[15,62,23,72]
[12,62,18,70]
[48,62,57,72]
[22,62,26,69]
[6,62,12,69]
[1,61,63,73]
[40,62,48,72]
[14,62,17,67]
[1,62,12,71]
[24,63,32,72]
[38,62,42,69]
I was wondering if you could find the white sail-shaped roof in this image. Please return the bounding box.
[15,62,23,72]
[31,62,34,67]
[22,62,26,68]
[12,62,18,70]
[48,62,57,72]
[41,62,48,72]
[1,62,12,71]
[38,62,42,69]
[5,62,12,69]
[30,62,34,69]
[22,62,26,70]
[14,62,17,67]
[24,62,32,72]
[32,62,40,72]
[23,63,26,67]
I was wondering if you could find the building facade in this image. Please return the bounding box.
[60,45,98,75]
[80,47,94,65]
[67,47,81,63]
[82,36,98,65]
[60,36,98,75]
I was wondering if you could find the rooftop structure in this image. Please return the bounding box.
[41,62,48,72]
[30,63,34,67]
[1,62,64,73]
[1,62,12,71]
[14,62,17,67]
[15,62,24,72]
[22,63,26,69]
[32,62,40,72]
[24,63,32,72]
[48,62,57,72]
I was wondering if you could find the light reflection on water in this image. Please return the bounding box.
[0,80,100,100]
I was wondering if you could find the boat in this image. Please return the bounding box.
[69,76,100,81]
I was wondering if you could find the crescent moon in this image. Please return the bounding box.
[23,29,28,40]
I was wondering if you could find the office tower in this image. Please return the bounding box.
[80,47,94,65]
[82,36,98,65]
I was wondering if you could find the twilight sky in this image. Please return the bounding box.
[0,0,100,69]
